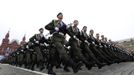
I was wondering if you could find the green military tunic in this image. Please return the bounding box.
[67,26,83,60]
[45,20,69,65]
[29,33,46,63]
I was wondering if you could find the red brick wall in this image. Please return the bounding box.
[0,32,26,56]
[0,42,20,55]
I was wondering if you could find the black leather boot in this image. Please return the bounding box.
[48,65,56,75]
[67,59,83,73]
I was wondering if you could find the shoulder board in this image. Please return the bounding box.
[52,19,58,26]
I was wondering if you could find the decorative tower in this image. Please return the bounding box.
[0,31,10,55]
[20,35,26,46]
[2,31,10,45]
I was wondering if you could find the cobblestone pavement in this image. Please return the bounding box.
[0,62,134,75]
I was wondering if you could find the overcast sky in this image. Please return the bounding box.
[0,0,134,44]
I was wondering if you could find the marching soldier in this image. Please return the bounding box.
[23,43,33,69]
[87,30,112,65]
[29,28,47,71]
[45,12,82,75]
[67,20,93,70]
[100,35,121,63]
[79,26,104,69]
[16,46,25,67]
[95,34,114,62]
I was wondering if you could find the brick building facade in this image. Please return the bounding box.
[0,31,26,56]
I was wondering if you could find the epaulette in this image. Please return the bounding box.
[53,19,57,26]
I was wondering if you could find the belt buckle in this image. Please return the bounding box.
[59,32,64,36]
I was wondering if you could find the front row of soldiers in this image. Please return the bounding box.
[2,13,134,75]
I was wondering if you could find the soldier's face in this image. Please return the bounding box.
[101,35,104,39]
[104,38,107,42]
[40,29,44,33]
[96,34,99,38]
[90,30,94,35]
[73,20,79,27]
[109,40,111,42]
[57,14,63,20]
[83,27,87,32]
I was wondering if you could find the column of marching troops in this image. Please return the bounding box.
[1,13,134,75]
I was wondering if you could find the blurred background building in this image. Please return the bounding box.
[0,31,26,56]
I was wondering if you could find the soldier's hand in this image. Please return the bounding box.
[68,23,73,26]
[40,43,44,46]
[69,23,73,25]
[35,41,39,44]
[85,40,90,45]
[26,45,29,49]
[21,50,24,52]
[67,46,71,49]
[92,41,95,45]
[85,40,88,43]
[44,43,49,46]
[55,27,59,31]
[73,36,79,41]
[73,35,76,39]
[67,23,72,28]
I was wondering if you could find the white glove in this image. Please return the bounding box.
[99,43,101,46]
[35,41,39,44]
[73,36,76,39]
[69,23,73,25]
[21,50,24,52]
[44,43,49,46]
[104,45,107,48]
[31,43,34,45]
[85,40,90,45]
[34,39,35,41]
[85,40,88,43]
[73,36,79,41]
[67,23,72,28]
[40,43,44,46]
[55,27,59,31]
[67,46,71,49]
[26,45,29,49]
[92,41,95,45]
[17,52,19,54]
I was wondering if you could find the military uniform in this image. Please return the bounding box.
[79,29,104,69]
[16,47,25,67]
[100,38,121,63]
[24,44,33,69]
[87,35,112,65]
[29,32,47,70]
[66,25,92,70]
[45,19,82,74]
